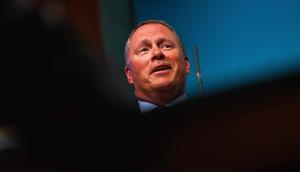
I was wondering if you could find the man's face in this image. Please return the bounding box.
[125,23,190,99]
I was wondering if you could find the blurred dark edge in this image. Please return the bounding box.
[1,1,300,171]
[0,1,136,171]
[129,70,300,172]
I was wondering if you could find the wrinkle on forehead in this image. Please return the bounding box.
[130,24,178,49]
[136,38,174,48]
[132,24,175,40]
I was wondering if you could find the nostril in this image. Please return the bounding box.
[152,50,164,60]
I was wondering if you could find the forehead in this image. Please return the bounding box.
[130,23,177,42]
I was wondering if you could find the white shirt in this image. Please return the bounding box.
[138,94,187,113]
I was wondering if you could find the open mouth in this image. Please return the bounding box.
[151,65,171,74]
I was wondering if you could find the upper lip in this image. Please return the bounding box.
[151,63,171,74]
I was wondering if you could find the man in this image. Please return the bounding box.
[124,20,190,113]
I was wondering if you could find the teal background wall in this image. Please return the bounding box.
[132,0,300,98]
[98,0,137,106]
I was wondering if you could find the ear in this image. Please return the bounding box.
[125,65,134,84]
[184,57,191,74]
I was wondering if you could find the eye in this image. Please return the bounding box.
[160,42,173,50]
[138,47,149,56]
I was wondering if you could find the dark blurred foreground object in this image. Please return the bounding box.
[0,1,133,171]
[0,0,120,122]
[126,71,300,172]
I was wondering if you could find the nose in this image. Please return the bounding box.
[151,45,164,61]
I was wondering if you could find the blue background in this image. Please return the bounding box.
[132,0,300,98]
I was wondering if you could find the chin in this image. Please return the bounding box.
[152,81,174,91]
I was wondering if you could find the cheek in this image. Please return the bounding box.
[168,54,185,68]
[166,50,183,62]
[131,59,149,76]
[173,59,188,76]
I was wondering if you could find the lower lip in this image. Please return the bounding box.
[152,69,171,75]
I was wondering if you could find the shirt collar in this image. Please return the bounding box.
[138,94,187,113]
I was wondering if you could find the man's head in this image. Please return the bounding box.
[124,20,190,106]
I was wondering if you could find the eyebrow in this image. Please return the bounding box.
[139,39,151,46]
[156,38,172,45]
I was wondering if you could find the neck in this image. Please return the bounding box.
[135,88,185,106]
